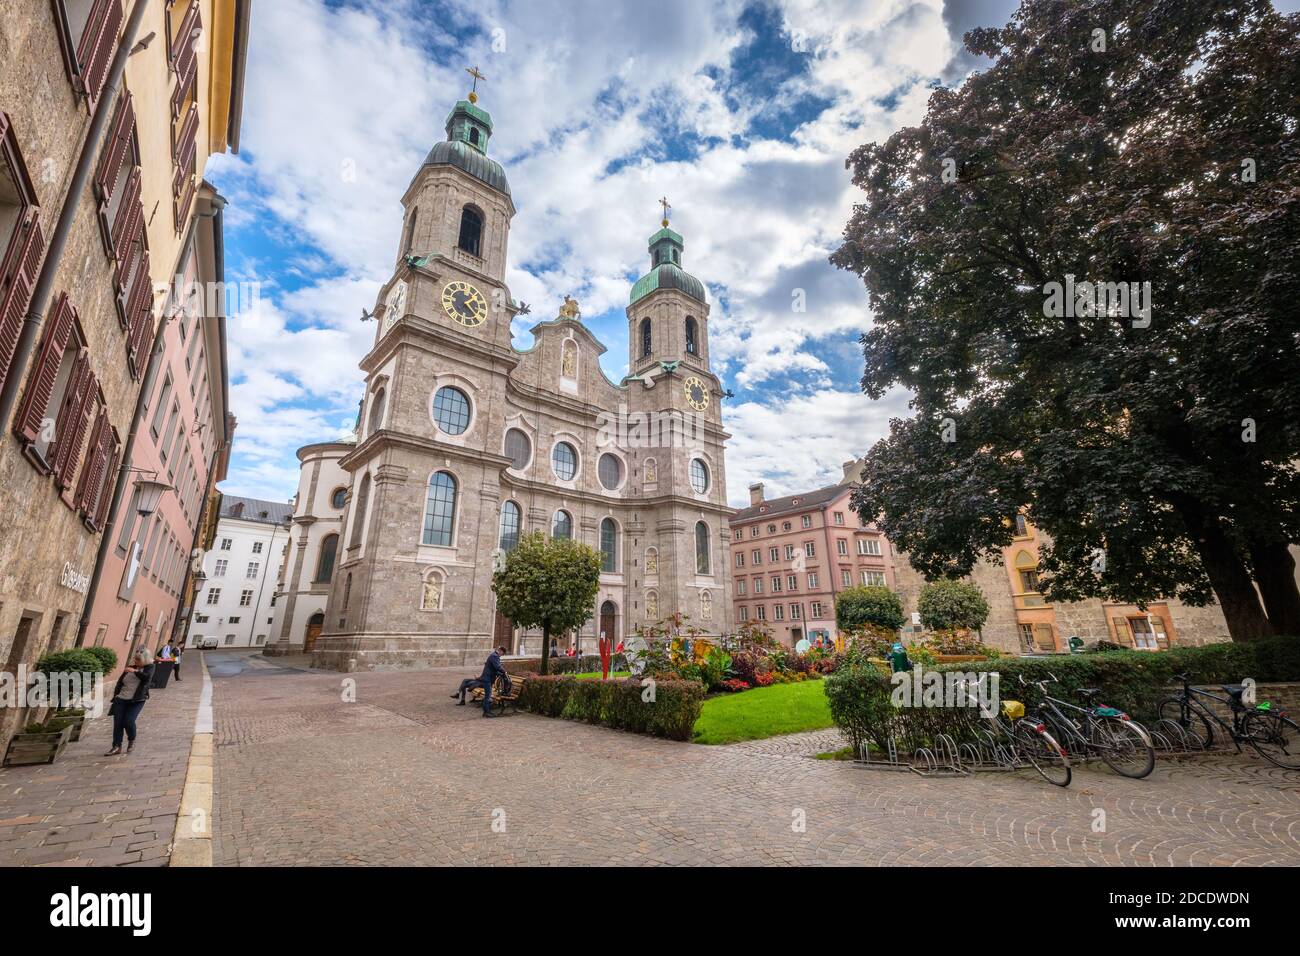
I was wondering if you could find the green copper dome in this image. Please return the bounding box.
[629,223,706,305]
[421,96,510,196]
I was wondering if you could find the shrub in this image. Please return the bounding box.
[82,646,118,673]
[730,650,762,685]
[35,649,107,675]
[518,674,705,740]
[719,678,750,693]
[917,579,990,632]
[836,585,905,633]
[824,662,891,754]
[699,647,731,690]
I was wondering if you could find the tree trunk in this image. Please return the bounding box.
[1249,540,1300,637]
[540,624,550,676]
[1180,505,1273,642]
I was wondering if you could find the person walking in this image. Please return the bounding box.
[171,640,183,682]
[105,649,155,756]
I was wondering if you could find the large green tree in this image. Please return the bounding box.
[833,0,1300,641]
[491,532,601,674]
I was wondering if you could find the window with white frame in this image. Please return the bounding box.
[774,605,784,620]
[807,572,818,588]
[837,539,848,555]
[858,538,882,556]
[214,559,227,577]
[862,571,886,586]
[801,515,811,528]
[205,588,220,605]
[239,589,252,607]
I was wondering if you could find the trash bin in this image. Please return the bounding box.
[150,660,175,688]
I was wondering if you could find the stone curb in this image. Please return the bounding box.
[169,652,213,867]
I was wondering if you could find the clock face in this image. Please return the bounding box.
[684,376,709,411]
[441,280,488,327]
[383,280,407,331]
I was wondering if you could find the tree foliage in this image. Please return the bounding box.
[833,0,1300,641]
[917,579,991,632]
[835,585,906,634]
[491,532,602,674]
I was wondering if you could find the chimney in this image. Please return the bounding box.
[841,458,864,482]
[748,482,764,506]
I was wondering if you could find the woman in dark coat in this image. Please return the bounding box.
[105,648,155,756]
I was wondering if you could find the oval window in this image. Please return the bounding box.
[552,442,577,481]
[432,386,471,435]
[598,453,622,490]
[690,458,709,494]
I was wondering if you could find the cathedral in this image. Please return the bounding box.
[309,84,735,670]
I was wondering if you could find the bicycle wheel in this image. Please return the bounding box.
[1157,697,1214,748]
[1093,716,1155,779]
[1243,711,1300,770]
[1013,720,1072,787]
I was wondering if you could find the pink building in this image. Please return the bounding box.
[728,461,894,647]
[82,185,233,677]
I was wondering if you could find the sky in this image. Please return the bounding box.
[209,0,1295,508]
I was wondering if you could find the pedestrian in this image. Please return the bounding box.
[171,640,183,682]
[549,637,558,657]
[104,649,155,756]
[450,645,509,717]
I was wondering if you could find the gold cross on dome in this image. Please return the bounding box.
[658,196,671,226]
[465,65,487,101]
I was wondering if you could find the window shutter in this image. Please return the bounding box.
[113,204,144,292]
[75,404,111,519]
[90,435,120,531]
[94,91,135,199]
[170,2,202,103]
[109,166,141,261]
[0,212,45,394]
[125,257,154,378]
[77,0,123,104]
[14,292,75,447]
[51,356,95,490]
[119,249,150,331]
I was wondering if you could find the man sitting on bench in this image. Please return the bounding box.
[451,645,510,717]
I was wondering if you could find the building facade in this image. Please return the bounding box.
[731,466,1233,653]
[729,461,894,648]
[264,441,353,655]
[313,88,734,671]
[0,0,247,739]
[185,495,292,649]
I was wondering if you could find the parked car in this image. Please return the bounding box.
[197,637,219,649]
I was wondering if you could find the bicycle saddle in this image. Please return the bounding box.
[1221,684,1246,699]
[1077,687,1102,699]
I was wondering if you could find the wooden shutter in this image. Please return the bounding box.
[170,2,202,104]
[0,212,45,395]
[109,166,141,261]
[75,405,111,520]
[91,435,120,531]
[13,292,75,448]
[119,250,150,331]
[77,0,123,104]
[125,256,154,378]
[113,206,144,292]
[50,353,94,489]
[95,91,135,199]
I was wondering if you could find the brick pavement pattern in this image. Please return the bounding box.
[209,652,1300,866]
[0,662,200,866]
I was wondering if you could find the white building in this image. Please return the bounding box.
[185,496,294,649]
[265,441,353,656]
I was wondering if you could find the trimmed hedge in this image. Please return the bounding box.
[517,674,704,741]
[82,646,118,673]
[935,636,1300,721]
[34,649,109,675]
[506,653,628,676]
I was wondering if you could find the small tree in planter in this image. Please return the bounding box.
[492,532,601,676]
[835,585,905,635]
[917,579,990,645]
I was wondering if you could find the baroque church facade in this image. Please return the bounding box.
[308,90,735,670]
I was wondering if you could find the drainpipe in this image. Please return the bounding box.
[0,0,149,428]
[75,195,228,649]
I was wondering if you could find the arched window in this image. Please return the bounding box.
[690,458,709,494]
[402,207,418,253]
[504,428,531,470]
[457,205,483,257]
[695,521,710,574]
[349,474,371,548]
[552,510,572,540]
[314,534,339,583]
[640,317,652,357]
[600,517,618,573]
[468,126,480,148]
[422,471,458,546]
[685,316,698,355]
[367,387,386,436]
[330,487,347,510]
[499,501,521,551]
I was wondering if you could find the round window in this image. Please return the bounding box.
[504,428,531,470]
[598,453,622,490]
[330,487,346,510]
[690,458,709,494]
[552,442,577,481]
[432,386,471,435]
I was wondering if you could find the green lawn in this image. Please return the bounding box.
[691,679,833,745]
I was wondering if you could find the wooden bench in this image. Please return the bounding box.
[470,674,526,714]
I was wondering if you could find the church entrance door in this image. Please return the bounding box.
[599,601,618,647]
[304,613,324,653]
[493,611,514,653]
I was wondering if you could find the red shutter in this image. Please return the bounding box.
[0,212,45,395]
[51,356,95,490]
[13,292,75,448]
[113,203,144,291]
[75,404,113,518]
[170,2,202,92]
[91,436,121,531]
[94,91,135,199]
[109,166,141,258]
[126,269,155,380]
[119,249,150,330]
[77,0,123,104]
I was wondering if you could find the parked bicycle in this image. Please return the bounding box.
[1021,675,1155,779]
[1157,673,1300,770]
[976,694,1072,787]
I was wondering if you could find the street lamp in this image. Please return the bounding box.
[134,477,171,518]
